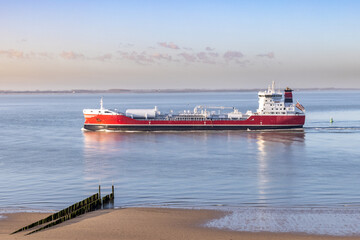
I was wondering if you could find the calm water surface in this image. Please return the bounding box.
[1,91,360,235]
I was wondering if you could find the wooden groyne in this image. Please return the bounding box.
[102,185,115,209]
[11,185,114,235]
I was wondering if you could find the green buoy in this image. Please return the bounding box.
[330,117,334,123]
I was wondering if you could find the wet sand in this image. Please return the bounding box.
[0,208,359,240]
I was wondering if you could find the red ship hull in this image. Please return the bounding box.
[84,114,305,131]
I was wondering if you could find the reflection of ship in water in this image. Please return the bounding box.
[82,131,214,185]
[83,130,306,206]
[83,131,129,181]
[247,129,305,145]
[250,130,305,206]
[83,131,128,154]
[83,130,305,154]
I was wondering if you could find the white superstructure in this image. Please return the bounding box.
[257,82,297,115]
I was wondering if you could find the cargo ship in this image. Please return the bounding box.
[83,82,305,131]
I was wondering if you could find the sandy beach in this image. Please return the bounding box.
[0,208,359,240]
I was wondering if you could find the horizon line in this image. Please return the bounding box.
[1,87,360,94]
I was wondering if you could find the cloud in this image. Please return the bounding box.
[196,52,216,64]
[0,43,251,68]
[0,49,25,59]
[178,52,216,64]
[118,43,134,48]
[235,59,251,65]
[257,52,275,59]
[94,54,112,62]
[178,52,197,62]
[158,42,180,50]
[118,51,154,64]
[208,52,219,58]
[0,49,55,60]
[151,53,172,61]
[223,51,243,62]
[60,51,85,60]
[119,51,174,64]
[25,51,37,58]
[196,52,207,60]
[37,52,53,59]
[135,54,154,64]
[118,51,178,65]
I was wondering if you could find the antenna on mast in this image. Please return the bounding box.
[272,81,275,92]
[100,97,104,110]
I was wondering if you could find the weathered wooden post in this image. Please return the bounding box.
[111,185,115,205]
[99,185,102,209]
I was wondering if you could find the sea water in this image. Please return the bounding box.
[0,90,360,235]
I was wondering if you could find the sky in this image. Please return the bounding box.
[0,0,359,90]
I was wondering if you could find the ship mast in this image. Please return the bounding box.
[272,81,275,92]
[100,97,104,110]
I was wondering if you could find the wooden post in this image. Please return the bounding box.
[111,185,115,206]
[99,185,102,209]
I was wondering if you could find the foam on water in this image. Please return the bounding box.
[206,208,360,236]
[0,208,53,214]
[0,208,53,221]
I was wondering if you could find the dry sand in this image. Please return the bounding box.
[1,208,359,240]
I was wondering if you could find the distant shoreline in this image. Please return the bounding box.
[1,88,360,94]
